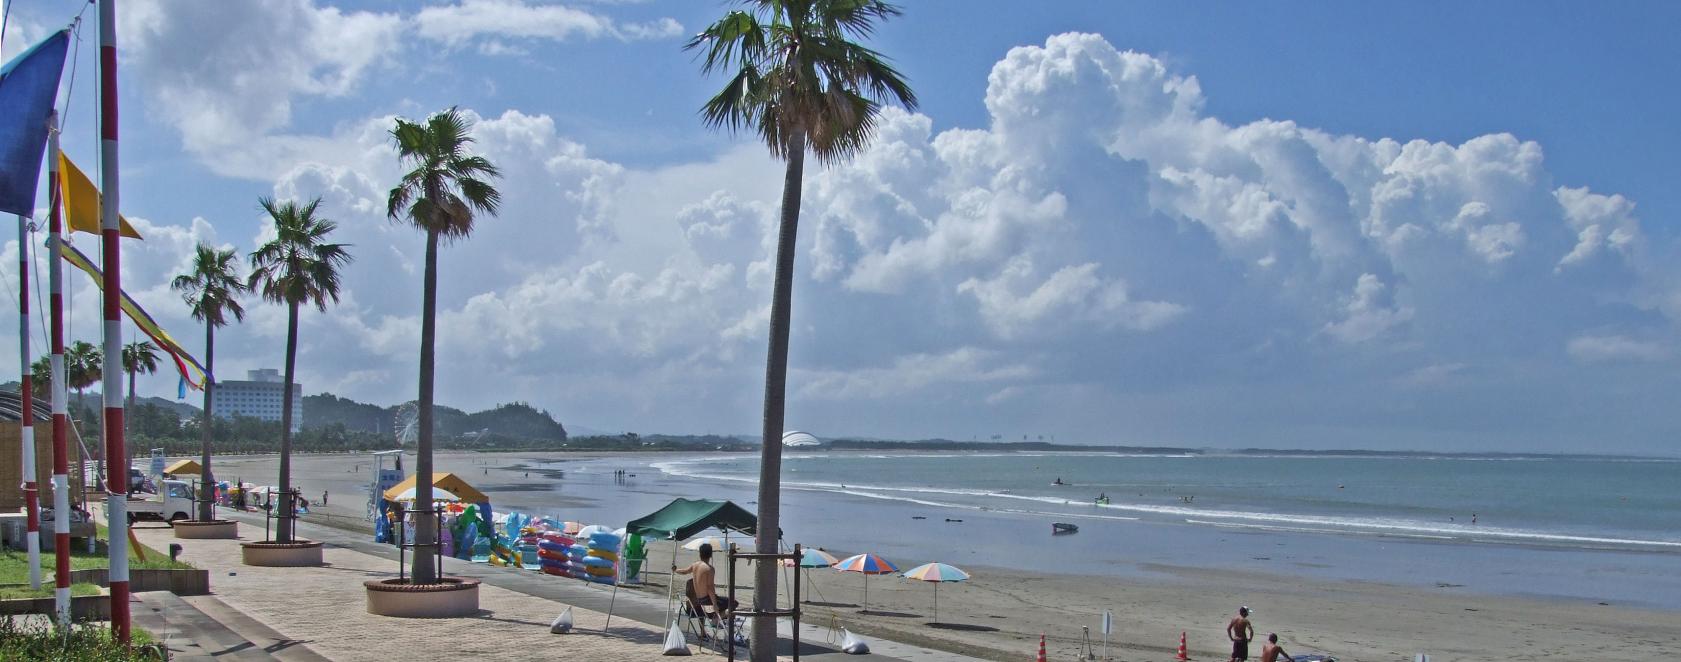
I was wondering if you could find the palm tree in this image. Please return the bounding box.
[29,356,52,400]
[120,340,160,488]
[173,245,248,521]
[248,197,351,542]
[687,2,916,655]
[65,340,102,501]
[386,107,501,584]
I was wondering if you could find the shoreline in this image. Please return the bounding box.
[202,450,1681,661]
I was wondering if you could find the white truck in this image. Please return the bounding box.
[125,479,195,523]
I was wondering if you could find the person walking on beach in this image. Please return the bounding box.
[1260,633,1293,662]
[1227,606,1255,661]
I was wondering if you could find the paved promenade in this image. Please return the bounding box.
[129,511,988,662]
[132,524,675,661]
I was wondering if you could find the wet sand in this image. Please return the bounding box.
[204,451,1681,661]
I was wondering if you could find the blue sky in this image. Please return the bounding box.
[3,1,1679,453]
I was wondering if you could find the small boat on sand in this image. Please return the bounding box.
[1052,522,1079,535]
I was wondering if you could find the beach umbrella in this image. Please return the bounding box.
[562,521,583,535]
[834,553,897,612]
[902,562,970,623]
[682,536,753,554]
[577,524,610,539]
[782,547,839,568]
[782,548,840,603]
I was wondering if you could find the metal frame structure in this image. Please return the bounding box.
[726,543,802,662]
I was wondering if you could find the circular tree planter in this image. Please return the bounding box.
[173,519,240,539]
[364,577,480,618]
[240,540,324,567]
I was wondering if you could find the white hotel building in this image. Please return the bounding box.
[211,368,303,432]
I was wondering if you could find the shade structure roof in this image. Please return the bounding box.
[381,472,489,504]
[0,392,49,422]
[389,485,461,502]
[163,459,203,475]
[625,498,757,541]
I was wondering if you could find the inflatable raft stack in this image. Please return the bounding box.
[463,511,622,586]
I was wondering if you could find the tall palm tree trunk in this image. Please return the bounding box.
[125,369,134,489]
[198,324,216,521]
[75,387,87,508]
[411,228,440,584]
[752,131,805,662]
[277,301,299,542]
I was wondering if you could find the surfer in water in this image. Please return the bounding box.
[1053,477,1065,486]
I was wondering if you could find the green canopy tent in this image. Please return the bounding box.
[627,498,758,541]
[612,499,758,632]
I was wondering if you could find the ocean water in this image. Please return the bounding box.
[506,451,1681,610]
[657,452,1681,552]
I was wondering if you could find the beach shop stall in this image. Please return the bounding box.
[379,473,490,547]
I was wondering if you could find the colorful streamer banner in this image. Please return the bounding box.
[52,237,209,391]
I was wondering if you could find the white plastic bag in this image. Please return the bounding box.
[840,628,870,655]
[550,606,573,634]
[663,621,690,656]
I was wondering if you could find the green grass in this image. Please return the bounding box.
[0,525,191,587]
[0,618,159,661]
[0,583,100,600]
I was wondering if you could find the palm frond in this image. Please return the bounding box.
[689,0,915,160]
[386,108,502,239]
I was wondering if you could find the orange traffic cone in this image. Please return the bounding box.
[1176,631,1190,660]
[1036,633,1047,662]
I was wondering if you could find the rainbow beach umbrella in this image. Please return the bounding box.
[834,553,897,613]
[902,562,970,623]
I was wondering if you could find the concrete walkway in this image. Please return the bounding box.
[139,511,988,662]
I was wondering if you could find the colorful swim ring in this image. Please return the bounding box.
[586,549,619,562]
[537,547,569,561]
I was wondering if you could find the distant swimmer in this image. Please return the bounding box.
[1472,513,1478,525]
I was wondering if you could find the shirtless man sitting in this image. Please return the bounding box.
[675,543,728,625]
[1260,633,1294,662]
[1227,606,1255,661]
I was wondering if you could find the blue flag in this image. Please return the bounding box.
[0,29,70,216]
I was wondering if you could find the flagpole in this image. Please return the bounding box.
[18,204,40,591]
[47,110,71,628]
[97,0,131,643]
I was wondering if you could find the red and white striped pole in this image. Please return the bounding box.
[18,161,40,593]
[98,0,131,642]
[47,110,71,628]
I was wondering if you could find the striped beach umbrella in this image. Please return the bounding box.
[902,562,970,623]
[834,554,898,612]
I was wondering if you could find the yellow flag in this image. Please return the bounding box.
[58,153,142,239]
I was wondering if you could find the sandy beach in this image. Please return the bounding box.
[199,451,1680,661]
